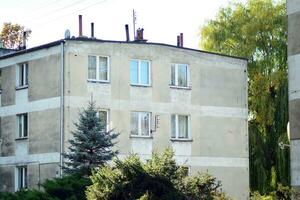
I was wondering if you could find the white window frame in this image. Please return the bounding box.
[171,114,191,140]
[87,55,110,82]
[130,111,151,137]
[16,166,27,191]
[16,63,28,88]
[130,59,151,86]
[17,113,28,138]
[99,109,110,132]
[171,63,190,88]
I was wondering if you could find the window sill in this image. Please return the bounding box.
[169,85,191,90]
[16,85,28,90]
[15,137,28,141]
[170,138,193,142]
[130,135,153,139]
[87,79,110,84]
[130,84,151,88]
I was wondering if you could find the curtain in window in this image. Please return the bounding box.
[131,112,139,135]
[178,64,187,87]
[130,60,138,84]
[88,56,97,79]
[141,112,149,136]
[171,65,176,85]
[99,57,108,81]
[171,115,176,138]
[23,114,28,137]
[178,115,188,138]
[140,61,149,85]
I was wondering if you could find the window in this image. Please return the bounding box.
[88,55,109,82]
[17,166,27,190]
[171,114,189,139]
[17,63,28,87]
[171,64,189,87]
[17,113,28,138]
[130,59,150,86]
[99,109,109,132]
[131,112,151,137]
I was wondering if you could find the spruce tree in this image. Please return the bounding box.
[63,101,118,176]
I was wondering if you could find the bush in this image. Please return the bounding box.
[87,148,230,200]
[250,183,295,200]
[43,174,91,200]
[0,190,56,200]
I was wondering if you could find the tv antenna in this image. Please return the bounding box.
[133,9,137,39]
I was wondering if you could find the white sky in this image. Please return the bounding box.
[0,0,246,49]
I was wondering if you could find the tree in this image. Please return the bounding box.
[63,101,119,176]
[0,22,31,49]
[200,0,289,194]
[87,148,230,200]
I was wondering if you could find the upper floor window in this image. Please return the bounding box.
[88,55,109,82]
[17,63,28,87]
[171,114,190,140]
[171,64,189,87]
[131,111,151,137]
[130,59,151,86]
[17,166,27,190]
[17,113,28,138]
[99,109,109,132]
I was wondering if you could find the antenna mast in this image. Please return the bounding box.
[133,9,136,39]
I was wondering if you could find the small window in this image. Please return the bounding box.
[171,114,189,139]
[131,112,151,137]
[99,109,109,132]
[130,59,150,86]
[171,64,189,87]
[88,55,109,82]
[17,166,27,190]
[17,113,28,138]
[17,63,28,87]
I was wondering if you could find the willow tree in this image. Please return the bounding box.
[200,0,289,194]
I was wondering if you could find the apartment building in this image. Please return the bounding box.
[0,33,248,198]
[287,0,300,191]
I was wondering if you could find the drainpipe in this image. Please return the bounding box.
[59,41,65,177]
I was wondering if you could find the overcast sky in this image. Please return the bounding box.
[0,0,246,49]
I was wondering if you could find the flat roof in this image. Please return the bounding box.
[0,37,248,61]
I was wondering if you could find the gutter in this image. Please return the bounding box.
[59,41,65,177]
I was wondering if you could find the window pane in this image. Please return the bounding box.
[19,65,23,86]
[24,167,27,188]
[99,57,108,81]
[171,65,176,86]
[131,112,139,135]
[178,64,187,87]
[140,61,149,85]
[88,56,97,79]
[130,60,138,84]
[99,110,107,132]
[23,114,28,137]
[25,63,28,85]
[18,168,22,189]
[141,112,150,136]
[171,115,176,138]
[18,115,22,137]
[178,115,188,138]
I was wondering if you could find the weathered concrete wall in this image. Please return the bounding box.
[0,166,14,192]
[28,54,60,101]
[63,40,248,199]
[1,66,15,106]
[288,0,300,189]
[0,116,15,156]
[28,109,60,154]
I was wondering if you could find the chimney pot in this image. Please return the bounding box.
[180,33,183,47]
[177,35,180,47]
[79,15,83,36]
[23,31,27,49]
[125,24,130,41]
[91,22,94,38]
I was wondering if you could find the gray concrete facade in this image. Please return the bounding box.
[0,39,248,199]
[288,0,300,189]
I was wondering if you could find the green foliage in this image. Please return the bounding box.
[0,190,56,200]
[250,184,295,200]
[0,22,31,49]
[63,101,119,176]
[87,148,230,200]
[200,0,289,193]
[42,174,91,200]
